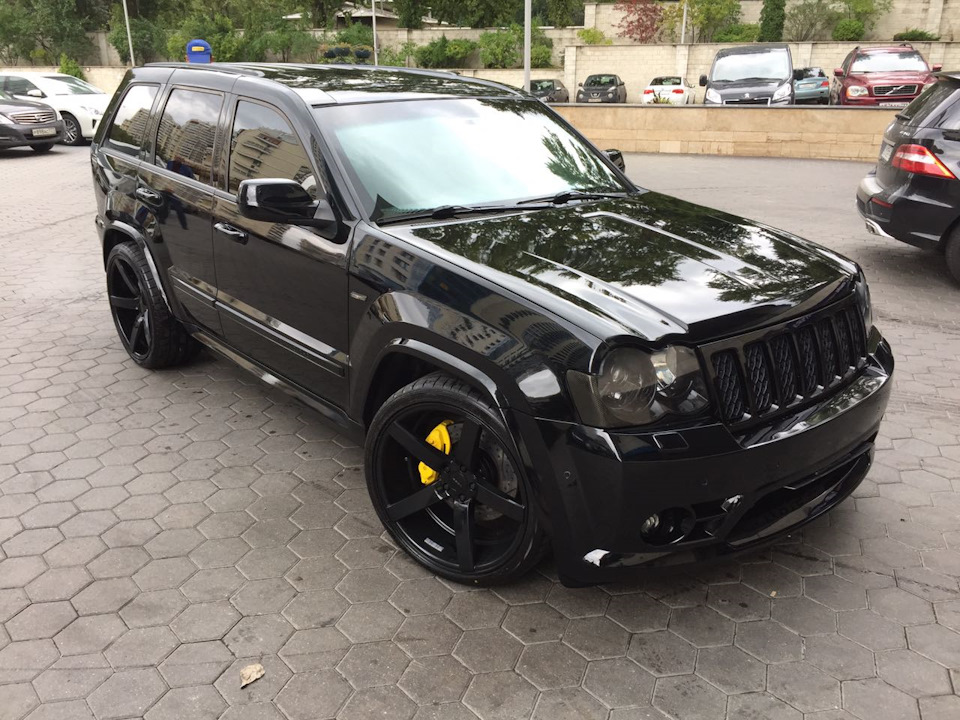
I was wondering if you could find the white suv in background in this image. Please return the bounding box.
[0,72,109,145]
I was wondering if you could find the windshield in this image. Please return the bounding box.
[40,75,102,95]
[651,77,682,86]
[851,51,928,73]
[711,50,791,83]
[314,98,628,222]
[0,90,10,100]
[585,75,616,87]
[531,80,554,92]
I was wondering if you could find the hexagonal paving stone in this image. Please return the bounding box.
[803,574,868,612]
[705,583,771,622]
[283,589,348,630]
[72,578,138,615]
[105,627,179,668]
[158,640,233,688]
[532,687,607,720]
[394,613,462,658]
[340,686,416,720]
[53,614,126,656]
[224,614,294,657]
[132,557,197,591]
[120,589,188,628]
[275,669,352,720]
[231,578,296,616]
[279,627,351,672]
[803,633,877,680]
[876,648,952,697]
[767,661,841,713]
[669,605,735,647]
[2,527,64,557]
[236,547,298,581]
[0,639,60,683]
[545,585,609,619]
[454,627,523,673]
[627,630,696,676]
[144,685,226,720]
[338,641,410,689]
[582,657,655,708]
[86,546,150,579]
[189,538,250,569]
[87,668,167,720]
[726,692,801,720]
[390,578,453,616]
[517,641,586,690]
[653,674,727,720]
[905,623,960,669]
[214,654,292,706]
[735,619,802,664]
[180,568,245,602]
[6,602,76,641]
[444,590,507,630]
[286,556,347,591]
[337,602,405,644]
[398,655,472,706]
[867,587,935,626]
[696,644,766,694]
[464,671,538,720]
[502,603,568,644]
[842,678,920,720]
[563,615,630,660]
[171,602,240,643]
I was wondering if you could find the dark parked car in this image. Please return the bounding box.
[832,44,940,107]
[794,67,830,104]
[701,44,796,105]
[576,74,627,104]
[0,89,63,152]
[858,72,960,284]
[530,79,569,103]
[92,63,893,586]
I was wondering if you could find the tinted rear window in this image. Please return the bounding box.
[154,88,222,186]
[107,84,158,157]
[898,79,960,128]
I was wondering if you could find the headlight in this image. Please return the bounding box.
[81,106,103,116]
[568,346,710,428]
[705,88,721,104]
[772,83,791,101]
[0,114,12,125]
[847,86,869,98]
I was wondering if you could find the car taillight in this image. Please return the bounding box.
[643,89,654,95]
[892,144,957,179]
[820,80,829,87]
[672,89,684,94]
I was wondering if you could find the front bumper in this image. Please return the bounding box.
[577,95,620,104]
[857,171,951,250]
[518,335,893,585]
[0,120,64,147]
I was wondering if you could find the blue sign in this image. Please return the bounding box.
[186,39,212,63]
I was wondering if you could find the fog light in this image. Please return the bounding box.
[640,514,660,537]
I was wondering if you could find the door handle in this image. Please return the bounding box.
[214,222,248,244]
[135,187,162,204]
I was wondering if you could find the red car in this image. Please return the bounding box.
[831,44,941,107]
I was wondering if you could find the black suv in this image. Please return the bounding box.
[92,63,893,586]
[858,72,960,284]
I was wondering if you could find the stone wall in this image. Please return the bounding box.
[553,104,896,161]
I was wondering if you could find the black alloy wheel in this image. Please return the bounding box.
[366,374,547,585]
[108,252,152,362]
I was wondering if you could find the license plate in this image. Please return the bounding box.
[588,98,602,103]
[879,102,909,108]
[32,127,57,137]
[880,143,894,162]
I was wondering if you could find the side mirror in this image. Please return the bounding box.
[933,64,943,72]
[699,75,708,87]
[578,82,583,87]
[237,179,335,230]
[834,68,844,78]
[604,149,625,171]
[26,88,44,98]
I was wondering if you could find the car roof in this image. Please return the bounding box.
[857,45,919,53]
[715,43,789,57]
[143,62,525,104]
[0,72,69,78]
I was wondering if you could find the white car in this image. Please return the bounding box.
[641,76,695,105]
[0,72,110,145]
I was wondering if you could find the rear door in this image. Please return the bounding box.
[211,93,350,407]
[137,74,230,334]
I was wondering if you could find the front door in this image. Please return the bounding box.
[212,97,349,408]
[137,85,224,333]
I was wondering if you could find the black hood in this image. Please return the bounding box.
[712,79,786,98]
[386,194,857,344]
[0,96,52,115]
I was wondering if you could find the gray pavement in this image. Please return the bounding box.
[0,144,958,720]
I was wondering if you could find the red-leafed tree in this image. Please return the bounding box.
[615,0,663,43]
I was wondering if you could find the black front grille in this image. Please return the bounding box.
[706,300,868,425]
[723,98,771,105]
[874,84,918,97]
[9,110,56,124]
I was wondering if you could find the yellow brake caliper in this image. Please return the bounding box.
[418,420,453,485]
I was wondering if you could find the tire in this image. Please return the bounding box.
[106,241,199,368]
[30,143,54,153]
[365,373,548,585]
[60,113,85,146]
[946,225,960,287]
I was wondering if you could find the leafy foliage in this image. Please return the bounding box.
[576,28,611,45]
[394,0,426,29]
[58,53,86,79]
[832,17,864,40]
[414,36,477,68]
[661,0,741,43]
[758,0,786,41]
[1,0,97,63]
[108,5,167,64]
[378,40,418,67]
[545,0,581,28]
[614,0,662,43]
[835,0,892,29]
[478,24,553,69]
[783,0,839,41]
[893,28,941,41]
[336,22,374,47]
[714,22,759,42]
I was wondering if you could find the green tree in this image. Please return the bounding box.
[783,0,839,41]
[661,0,741,43]
[758,0,786,41]
[836,0,892,28]
[545,0,580,28]
[108,4,167,63]
[394,0,425,29]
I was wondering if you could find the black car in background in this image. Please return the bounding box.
[530,79,569,103]
[701,44,796,105]
[0,89,63,152]
[91,63,892,586]
[858,72,960,284]
[576,74,627,103]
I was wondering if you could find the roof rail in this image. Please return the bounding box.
[143,62,265,77]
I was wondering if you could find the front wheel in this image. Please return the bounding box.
[365,373,548,585]
[31,143,54,153]
[60,114,84,146]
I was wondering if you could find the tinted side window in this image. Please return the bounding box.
[155,88,222,186]
[5,76,38,95]
[106,84,158,156]
[228,100,316,198]
[899,81,960,128]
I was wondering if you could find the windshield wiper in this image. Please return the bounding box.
[517,190,629,206]
[376,203,552,226]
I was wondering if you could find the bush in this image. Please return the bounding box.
[58,54,85,80]
[168,14,246,62]
[336,23,374,48]
[784,0,839,41]
[714,23,760,43]
[577,28,611,45]
[832,18,865,41]
[894,28,940,41]
[108,7,166,65]
[531,44,553,68]
[378,41,417,67]
[414,36,477,68]
[478,25,553,69]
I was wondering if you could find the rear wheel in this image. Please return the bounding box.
[365,373,548,585]
[946,226,960,286]
[106,242,198,368]
[61,113,84,146]
[30,143,54,153]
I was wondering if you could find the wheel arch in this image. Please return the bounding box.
[101,223,172,312]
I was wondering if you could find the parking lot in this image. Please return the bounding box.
[1,144,959,720]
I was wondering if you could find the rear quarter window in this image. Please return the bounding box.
[898,80,960,128]
[106,84,159,157]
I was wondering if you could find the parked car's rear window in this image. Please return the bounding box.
[585,75,617,87]
[898,79,960,128]
[652,77,682,86]
[154,88,222,186]
[798,68,825,79]
[106,84,158,157]
[851,51,928,73]
[531,80,555,92]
